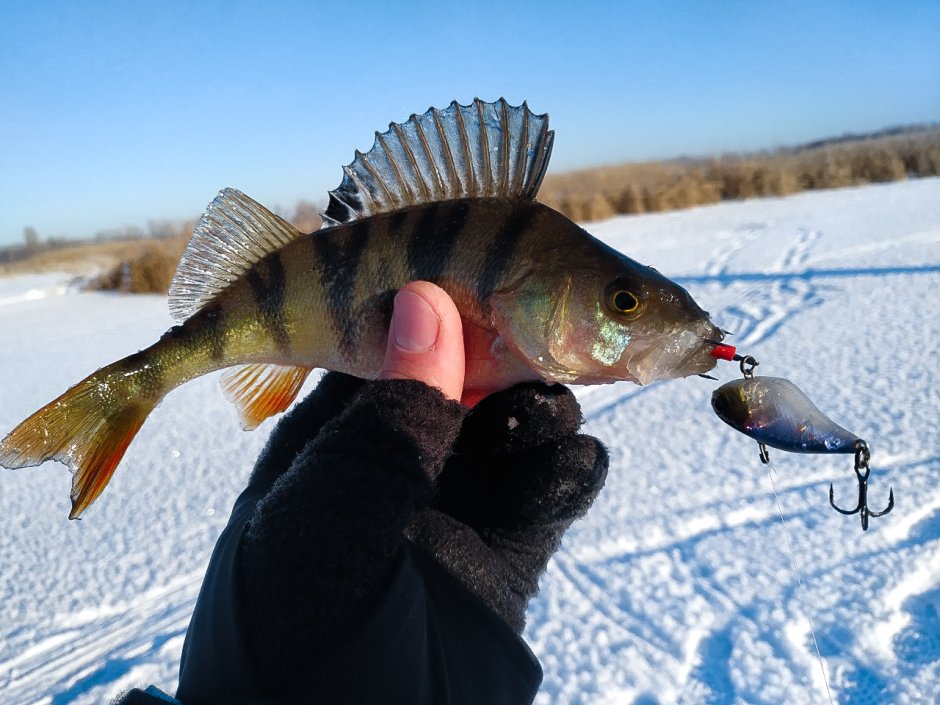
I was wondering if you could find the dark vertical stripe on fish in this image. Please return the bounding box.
[155,312,228,390]
[407,201,469,282]
[248,253,291,355]
[477,205,535,301]
[313,219,373,354]
[387,209,409,238]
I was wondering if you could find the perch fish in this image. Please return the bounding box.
[1,98,724,518]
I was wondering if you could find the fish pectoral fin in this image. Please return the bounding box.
[220,363,312,430]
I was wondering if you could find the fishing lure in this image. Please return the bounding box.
[1,98,725,518]
[709,345,894,530]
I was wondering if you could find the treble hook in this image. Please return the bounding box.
[828,441,894,531]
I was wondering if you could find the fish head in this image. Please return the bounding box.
[491,217,723,386]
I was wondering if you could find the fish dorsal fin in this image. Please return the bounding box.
[220,363,312,430]
[169,188,303,322]
[320,98,554,228]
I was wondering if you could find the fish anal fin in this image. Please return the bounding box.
[220,364,312,430]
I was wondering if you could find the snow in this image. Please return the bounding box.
[1,179,939,704]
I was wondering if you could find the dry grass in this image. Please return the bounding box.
[86,237,188,294]
[539,127,940,220]
[0,238,182,278]
[5,127,937,295]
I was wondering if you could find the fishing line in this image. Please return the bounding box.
[766,460,836,705]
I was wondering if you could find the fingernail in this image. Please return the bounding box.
[391,290,439,352]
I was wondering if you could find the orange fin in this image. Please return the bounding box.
[0,369,155,519]
[220,364,311,430]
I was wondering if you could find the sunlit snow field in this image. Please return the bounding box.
[1,179,938,704]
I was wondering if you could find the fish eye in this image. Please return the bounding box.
[610,289,639,314]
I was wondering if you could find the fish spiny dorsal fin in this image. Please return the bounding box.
[220,363,312,430]
[320,98,554,228]
[168,188,303,322]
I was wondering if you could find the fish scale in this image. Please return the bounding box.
[0,98,724,519]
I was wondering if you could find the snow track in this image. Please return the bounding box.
[2,573,200,705]
[1,180,938,703]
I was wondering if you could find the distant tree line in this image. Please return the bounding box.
[0,227,82,265]
[0,219,199,266]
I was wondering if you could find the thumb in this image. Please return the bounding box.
[379,281,465,402]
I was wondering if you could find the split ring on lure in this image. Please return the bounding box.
[708,345,894,531]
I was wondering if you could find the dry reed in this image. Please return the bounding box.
[540,127,940,221]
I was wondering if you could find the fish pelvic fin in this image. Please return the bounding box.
[0,361,159,519]
[169,188,304,322]
[321,98,554,227]
[220,363,312,431]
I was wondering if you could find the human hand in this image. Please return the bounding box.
[376,282,608,632]
[378,281,466,403]
[230,280,604,696]
[379,280,519,407]
[407,383,608,632]
[235,284,471,690]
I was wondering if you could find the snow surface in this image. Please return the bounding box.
[1,179,938,704]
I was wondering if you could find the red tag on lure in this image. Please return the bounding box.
[710,343,737,361]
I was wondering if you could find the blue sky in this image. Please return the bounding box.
[1,0,938,245]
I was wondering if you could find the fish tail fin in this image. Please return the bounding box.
[0,357,161,519]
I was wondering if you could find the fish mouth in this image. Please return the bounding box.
[629,322,723,385]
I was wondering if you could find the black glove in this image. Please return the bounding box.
[407,382,609,632]
[236,373,466,691]
[231,373,605,696]
[245,371,365,490]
